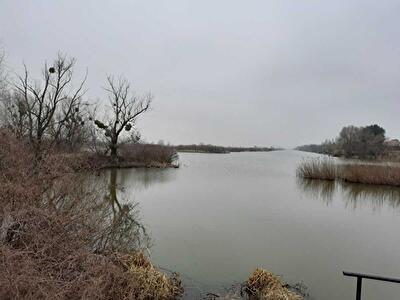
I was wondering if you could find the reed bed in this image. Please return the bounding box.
[297,158,400,187]
[296,158,337,180]
[341,163,400,186]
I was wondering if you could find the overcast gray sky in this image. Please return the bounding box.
[1,0,399,147]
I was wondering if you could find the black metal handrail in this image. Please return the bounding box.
[343,271,400,300]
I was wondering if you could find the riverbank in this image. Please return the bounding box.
[176,144,279,154]
[56,143,179,171]
[177,149,228,154]
[297,158,400,187]
[85,153,179,169]
[0,132,183,300]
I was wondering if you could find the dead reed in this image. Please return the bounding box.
[296,158,337,180]
[341,163,400,186]
[245,268,303,300]
[297,157,400,187]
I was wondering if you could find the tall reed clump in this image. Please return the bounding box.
[0,129,183,300]
[296,158,337,181]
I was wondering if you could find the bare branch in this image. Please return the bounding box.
[95,76,152,159]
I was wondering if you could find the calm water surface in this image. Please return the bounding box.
[106,150,400,300]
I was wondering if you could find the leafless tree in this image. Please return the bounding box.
[11,54,87,154]
[94,76,152,160]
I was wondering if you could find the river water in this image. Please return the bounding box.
[102,150,400,299]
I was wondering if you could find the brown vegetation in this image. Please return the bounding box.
[244,268,303,300]
[297,158,400,187]
[341,163,400,186]
[81,143,179,169]
[296,158,337,181]
[0,130,183,300]
[120,143,178,165]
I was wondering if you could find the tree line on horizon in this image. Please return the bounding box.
[175,143,278,153]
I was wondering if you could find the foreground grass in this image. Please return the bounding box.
[0,130,183,300]
[215,268,305,299]
[245,269,304,300]
[297,158,400,186]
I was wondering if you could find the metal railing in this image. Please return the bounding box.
[343,271,400,300]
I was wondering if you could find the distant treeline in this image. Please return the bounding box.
[296,124,399,159]
[175,144,279,154]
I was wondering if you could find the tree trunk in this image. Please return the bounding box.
[110,144,118,162]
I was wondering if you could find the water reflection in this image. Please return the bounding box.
[297,178,400,211]
[118,168,177,191]
[63,169,153,254]
[341,182,400,211]
[297,178,336,205]
[93,169,152,252]
[86,167,178,253]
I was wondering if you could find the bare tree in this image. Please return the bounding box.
[12,54,87,154]
[94,76,152,161]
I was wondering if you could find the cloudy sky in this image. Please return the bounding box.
[1,0,399,147]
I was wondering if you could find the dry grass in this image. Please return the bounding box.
[341,163,400,186]
[296,158,337,180]
[245,268,303,300]
[297,157,400,187]
[120,143,178,165]
[0,129,183,300]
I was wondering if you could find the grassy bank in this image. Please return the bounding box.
[297,158,400,186]
[0,131,183,299]
[70,143,179,170]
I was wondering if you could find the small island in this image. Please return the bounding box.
[296,124,400,186]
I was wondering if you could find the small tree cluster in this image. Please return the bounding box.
[2,54,87,154]
[297,124,387,159]
[337,124,386,158]
[0,53,152,159]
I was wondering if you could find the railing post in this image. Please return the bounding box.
[356,277,362,300]
[344,271,400,299]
